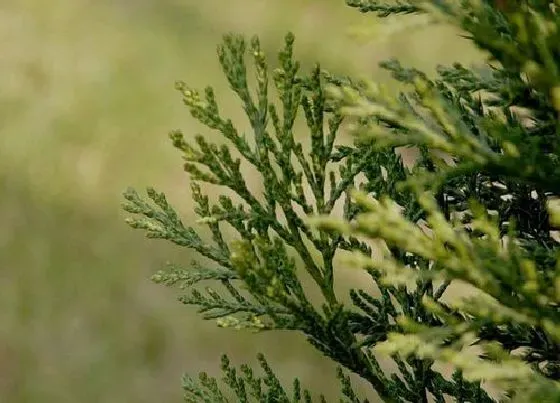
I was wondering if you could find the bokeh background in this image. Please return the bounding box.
[0,1,483,402]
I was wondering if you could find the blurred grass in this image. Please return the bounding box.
[0,1,483,402]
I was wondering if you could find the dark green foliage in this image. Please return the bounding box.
[345,0,419,16]
[123,0,560,401]
[182,353,368,403]
[123,32,403,401]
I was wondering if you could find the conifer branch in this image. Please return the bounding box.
[123,0,560,400]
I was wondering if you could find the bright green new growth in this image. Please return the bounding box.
[123,0,560,401]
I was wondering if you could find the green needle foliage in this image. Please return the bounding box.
[123,0,560,401]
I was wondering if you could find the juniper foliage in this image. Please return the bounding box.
[123,0,560,401]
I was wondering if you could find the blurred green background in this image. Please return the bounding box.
[0,1,482,402]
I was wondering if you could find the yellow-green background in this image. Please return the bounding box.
[0,1,481,401]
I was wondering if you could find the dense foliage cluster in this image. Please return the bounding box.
[123,0,560,401]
